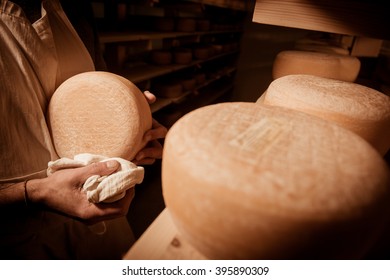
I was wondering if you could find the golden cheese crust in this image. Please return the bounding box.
[48,71,152,160]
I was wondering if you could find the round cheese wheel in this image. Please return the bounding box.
[173,48,192,65]
[196,19,210,31]
[263,74,390,155]
[180,76,196,91]
[255,91,267,103]
[176,18,196,32]
[194,72,206,85]
[193,46,210,60]
[151,50,172,65]
[211,44,223,54]
[154,17,175,32]
[154,81,183,98]
[272,50,361,82]
[48,71,152,160]
[162,102,390,259]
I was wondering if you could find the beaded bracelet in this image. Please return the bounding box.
[23,180,30,208]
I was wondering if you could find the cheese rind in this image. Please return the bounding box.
[48,71,152,160]
[162,102,390,259]
[272,50,361,82]
[263,74,390,155]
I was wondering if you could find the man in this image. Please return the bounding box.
[0,0,166,259]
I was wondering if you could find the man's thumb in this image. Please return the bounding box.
[79,160,120,182]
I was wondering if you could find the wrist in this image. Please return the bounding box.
[25,178,45,205]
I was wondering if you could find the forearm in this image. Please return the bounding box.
[0,161,134,223]
[0,179,43,209]
[0,182,25,207]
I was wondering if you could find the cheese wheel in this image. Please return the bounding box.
[153,81,183,98]
[48,71,152,160]
[193,46,210,60]
[180,76,196,91]
[173,48,192,65]
[263,74,390,155]
[255,91,267,103]
[162,102,390,259]
[272,50,361,82]
[176,18,196,32]
[194,72,206,85]
[154,17,175,32]
[196,19,210,31]
[151,50,172,65]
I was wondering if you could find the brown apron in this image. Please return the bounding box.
[0,0,134,259]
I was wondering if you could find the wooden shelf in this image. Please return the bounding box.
[95,1,244,115]
[252,0,390,40]
[153,78,234,128]
[187,0,248,11]
[150,66,236,113]
[118,50,239,84]
[124,208,207,260]
[187,79,234,109]
[99,29,242,44]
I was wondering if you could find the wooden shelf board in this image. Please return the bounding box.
[150,66,236,113]
[187,0,248,11]
[119,50,239,83]
[150,98,172,113]
[192,81,234,105]
[252,0,390,40]
[124,208,207,260]
[172,79,235,116]
[99,29,242,44]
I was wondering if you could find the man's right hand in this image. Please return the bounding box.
[27,160,135,224]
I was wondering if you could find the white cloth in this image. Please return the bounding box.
[47,153,144,203]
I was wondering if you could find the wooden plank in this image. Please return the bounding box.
[252,0,390,40]
[149,66,236,113]
[150,98,172,113]
[119,50,239,83]
[187,0,248,11]
[99,30,242,44]
[100,31,193,44]
[123,208,207,260]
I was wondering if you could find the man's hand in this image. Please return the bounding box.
[28,160,135,224]
[133,91,168,165]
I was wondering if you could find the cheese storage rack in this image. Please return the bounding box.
[121,0,390,260]
[90,0,250,127]
[251,0,390,95]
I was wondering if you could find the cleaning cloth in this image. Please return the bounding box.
[47,153,144,203]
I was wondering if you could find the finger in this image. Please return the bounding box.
[80,188,135,223]
[133,157,156,166]
[144,120,168,142]
[135,141,163,161]
[152,118,164,128]
[143,90,156,104]
[76,160,120,183]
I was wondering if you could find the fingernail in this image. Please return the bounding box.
[106,160,118,169]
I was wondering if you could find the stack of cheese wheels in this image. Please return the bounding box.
[262,74,390,155]
[272,50,361,82]
[162,102,390,259]
[48,71,152,160]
